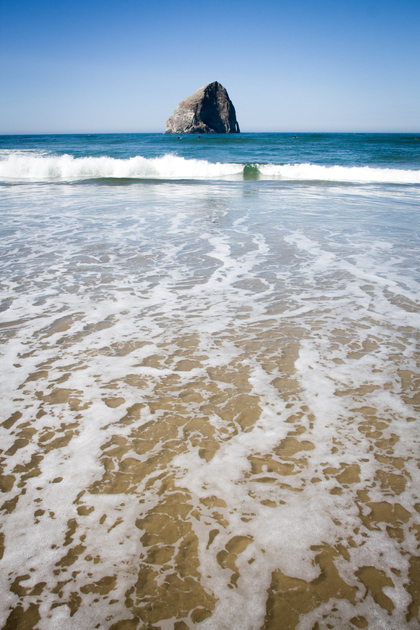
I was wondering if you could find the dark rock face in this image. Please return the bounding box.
[165,82,240,134]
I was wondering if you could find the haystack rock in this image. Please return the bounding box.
[165,82,240,134]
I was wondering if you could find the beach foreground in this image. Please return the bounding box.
[0,133,419,629]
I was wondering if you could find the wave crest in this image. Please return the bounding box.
[0,153,243,182]
[259,163,420,183]
[1,152,419,184]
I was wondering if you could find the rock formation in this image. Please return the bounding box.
[165,82,240,134]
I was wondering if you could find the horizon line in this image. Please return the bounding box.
[1,130,420,137]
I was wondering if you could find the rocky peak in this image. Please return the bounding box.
[165,82,240,134]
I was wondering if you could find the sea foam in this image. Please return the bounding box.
[1,151,420,183]
[0,152,242,181]
[259,162,420,183]
[1,175,420,630]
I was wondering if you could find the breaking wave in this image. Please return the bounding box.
[1,152,420,184]
[258,163,420,183]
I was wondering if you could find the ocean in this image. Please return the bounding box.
[0,132,419,630]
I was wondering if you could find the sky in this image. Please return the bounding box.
[0,0,419,134]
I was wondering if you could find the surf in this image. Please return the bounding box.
[1,151,420,184]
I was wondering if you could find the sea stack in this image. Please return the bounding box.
[165,82,240,134]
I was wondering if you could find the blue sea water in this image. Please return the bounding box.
[2,132,420,175]
[0,133,419,629]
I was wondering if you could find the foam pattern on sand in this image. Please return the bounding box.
[0,180,419,629]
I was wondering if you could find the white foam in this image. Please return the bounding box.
[259,162,420,183]
[1,179,420,629]
[1,151,420,183]
[0,152,243,181]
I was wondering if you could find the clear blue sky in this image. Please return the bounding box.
[1,0,419,133]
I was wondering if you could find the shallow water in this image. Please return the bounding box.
[1,134,420,629]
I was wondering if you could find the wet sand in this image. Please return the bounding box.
[0,181,419,629]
